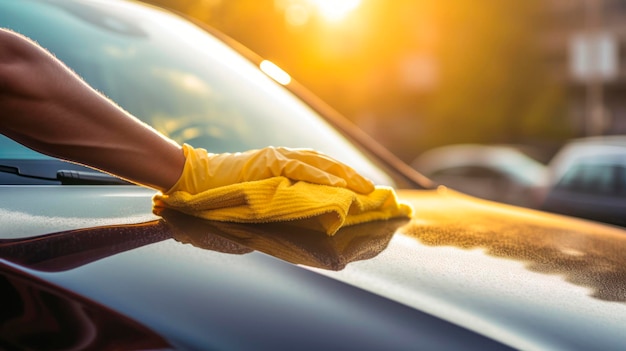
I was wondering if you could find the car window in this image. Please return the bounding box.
[556,163,620,195]
[0,0,394,186]
[431,166,506,180]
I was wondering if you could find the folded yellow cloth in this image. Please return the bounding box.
[153,177,413,236]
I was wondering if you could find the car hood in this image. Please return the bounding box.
[2,185,626,350]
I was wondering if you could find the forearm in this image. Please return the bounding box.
[1,29,375,196]
[37,93,185,191]
[0,29,184,191]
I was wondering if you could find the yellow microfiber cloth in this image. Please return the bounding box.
[153,176,413,236]
[152,144,413,235]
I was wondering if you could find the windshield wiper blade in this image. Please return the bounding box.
[0,162,131,185]
[0,164,56,181]
[56,170,132,185]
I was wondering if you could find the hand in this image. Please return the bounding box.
[165,144,375,195]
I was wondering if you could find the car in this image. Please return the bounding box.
[2,1,626,350]
[411,144,548,208]
[541,136,626,227]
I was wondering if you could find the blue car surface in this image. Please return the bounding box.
[2,1,626,350]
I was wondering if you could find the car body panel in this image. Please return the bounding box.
[0,185,157,239]
[0,263,173,350]
[2,0,626,350]
[3,186,626,350]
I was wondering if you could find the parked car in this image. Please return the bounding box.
[542,136,626,227]
[411,144,548,208]
[3,1,626,350]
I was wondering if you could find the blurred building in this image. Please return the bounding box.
[542,0,626,136]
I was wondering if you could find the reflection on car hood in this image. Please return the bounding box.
[2,186,626,350]
[0,185,158,238]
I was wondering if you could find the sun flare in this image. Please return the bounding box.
[308,0,362,22]
[277,0,362,26]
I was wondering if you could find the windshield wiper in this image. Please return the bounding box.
[56,170,132,185]
[0,161,131,185]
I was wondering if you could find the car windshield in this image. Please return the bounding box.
[0,0,394,186]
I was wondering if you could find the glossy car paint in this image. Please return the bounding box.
[1,263,171,350]
[3,186,626,350]
[3,0,626,350]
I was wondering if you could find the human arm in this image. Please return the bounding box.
[0,29,374,194]
[0,28,185,191]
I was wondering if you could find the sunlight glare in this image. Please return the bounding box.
[260,60,292,85]
[309,0,361,22]
[276,0,362,26]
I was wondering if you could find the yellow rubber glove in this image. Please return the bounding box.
[165,144,375,195]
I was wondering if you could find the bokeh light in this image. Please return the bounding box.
[276,0,362,26]
[260,60,292,85]
[309,0,361,22]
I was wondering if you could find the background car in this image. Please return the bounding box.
[411,144,548,208]
[3,1,626,350]
[541,136,626,227]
